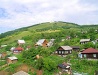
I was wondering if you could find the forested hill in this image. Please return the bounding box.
[0,21,79,38]
[0,21,98,44]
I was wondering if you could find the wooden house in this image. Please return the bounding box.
[13,47,24,54]
[35,39,48,47]
[58,62,71,74]
[7,56,18,64]
[71,46,80,52]
[56,46,72,55]
[13,71,29,75]
[18,40,25,45]
[81,48,98,59]
[80,39,90,44]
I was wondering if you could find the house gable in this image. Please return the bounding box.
[81,48,98,59]
[36,39,48,47]
[56,46,72,55]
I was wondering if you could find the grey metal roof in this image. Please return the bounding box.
[80,39,90,42]
[36,39,46,46]
[61,46,72,50]
[8,56,18,60]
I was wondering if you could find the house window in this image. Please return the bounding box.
[62,51,64,54]
[65,51,68,54]
[93,54,96,57]
[70,51,71,53]
[14,51,18,52]
[84,54,86,57]
[59,51,61,54]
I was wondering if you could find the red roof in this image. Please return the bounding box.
[81,48,98,54]
[14,47,24,51]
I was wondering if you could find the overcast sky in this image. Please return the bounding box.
[0,0,98,33]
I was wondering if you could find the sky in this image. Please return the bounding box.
[0,0,98,33]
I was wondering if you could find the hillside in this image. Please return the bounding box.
[0,21,98,75]
[1,21,98,45]
[0,21,79,38]
[0,21,79,44]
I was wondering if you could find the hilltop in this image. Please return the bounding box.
[0,21,79,44]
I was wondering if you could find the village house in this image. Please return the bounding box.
[55,46,72,55]
[71,46,80,52]
[35,39,48,47]
[13,71,29,75]
[13,47,24,54]
[80,48,98,59]
[18,40,25,45]
[58,62,71,74]
[7,56,18,64]
[47,39,55,47]
[80,39,90,44]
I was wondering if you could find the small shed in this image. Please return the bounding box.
[47,39,55,47]
[13,71,29,75]
[80,39,90,44]
[58,62,71,74]
[7,56,18,64]
[71,46,80,52]
[18,40,25,45]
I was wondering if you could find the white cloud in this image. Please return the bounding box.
[0,0,98,33]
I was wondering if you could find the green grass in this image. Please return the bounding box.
[70,59,98,75]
